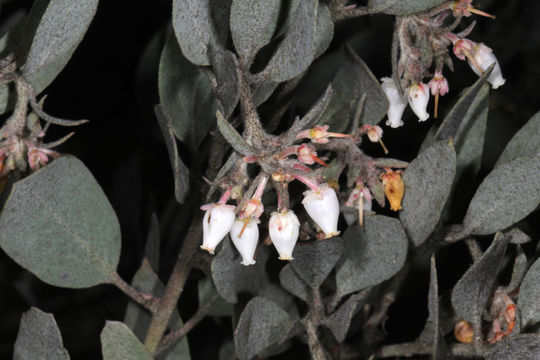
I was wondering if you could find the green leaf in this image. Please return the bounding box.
[451,232,510,327]
[14,307,70,360]
[367,0,446,15]
[230,0,281,64]
[335,216,408,297]
[123,259,191,360]
[172,0,231,66]
[209,49,240,119]
[154,105,190,204]
[314,3,333,58]
[496,111,540,166]
[506,244,527,294]
[100,321,152,360]
[198,277,234,317]
[158,30,217,148]
[400,141,456,246]
[463,156,540,235]
[279,264,310,302]
[216,110,254,156]
[261,0,317,82]
[505,227,531,244]
[0,156,120,288]
[518,256,540,329]
[318,45,388,133]
[21,0,98,79]
[290,237,344,289]
[234,297,295,360]
[485,334,540,360]
[326,291,368,343]
[211,237,270,303]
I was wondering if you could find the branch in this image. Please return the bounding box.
[143,212,203,355]
[110,273,159,314]
[376,341,481,358]
[334,5,370,21]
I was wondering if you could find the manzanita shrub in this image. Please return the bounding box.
[0,0,539,359]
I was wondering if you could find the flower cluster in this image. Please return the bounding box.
[200,117,408,265]
[383,0,505,128]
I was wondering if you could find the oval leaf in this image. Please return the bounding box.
[230,0,281,64]
[496,111,540,166]
[290,237,344,289]
[335,216,408,297]
[279,264,310,302]
[326,291,368,343]
[463,156,540,235]
[101,321,152,360]
[485,334,540,360]
[261,0,317,82]
[0,156,121,288]
[234,297,295,360]
[209,49,240,119]
[451,232,510,326]
[400,141,456,246]
[14,307,70,360]
[158,30,217,148]
[517,256,540,329]
[172,0,230,66]
[368,0,446,15]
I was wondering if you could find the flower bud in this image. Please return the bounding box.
[454,320,474,344]
[302,186,340,238]
[201,204,236,254]
[407,83,430,122]
[381,77,406,128]
[468,43,506,89]
[230,219,259,266]
[269,210,300,260]
[381,170,404,211]
[428,72,449,96]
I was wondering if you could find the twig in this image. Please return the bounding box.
[465,238,483,262]
[110,273,159,314]
[334,6,370,21]
[143,212,203,355]
[375,341,480,358]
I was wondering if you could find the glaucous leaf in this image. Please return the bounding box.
[101,321,152,360]
[158,30,216,148]
[506,244,527,294]
[123,259,191,360]
[209,49,240,119]
[172,0,230,66]
[335,216,408,297]
[154,105,190,204]
[485,334,540,360]
[326,291,368,343]
[505,227,531,244]
[13,307,70,360]
[216,110,254,156]
[261,0,317,82]
[198,277,234,317]
[318,45,388,133]
[496,111,540,166]
[367,0,446,15]
[400,141,456,246]
[290,237,344,289]
[252,80,279,106]
[314,3,334,58]
[22,0,98,81]
[230,0,281,64]
[234,297,295,360]
[0,156,120,288]
[451,232,510,327]
[279,264,310,302]
[426,256,451,360]
[463,156,540,235]
[517,256,540,329]
[211,238,270,303]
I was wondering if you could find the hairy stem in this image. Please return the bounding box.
[143,213,203,355]
[111,273,159,314]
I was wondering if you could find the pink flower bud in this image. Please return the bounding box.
[362,125,383,143]
[230,219,259,266]
[407,83,430,122]
[269,210,300,260]
[428,72,449,96]
[296,144,316,164]
[200,204,236,254]
[381,77,406,128]
[302,186,340,238]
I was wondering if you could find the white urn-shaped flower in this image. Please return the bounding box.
[407,82,430,122]
[469,43,506,89]
[269,210,300,260]
[302,186,340,238]
[230,219,259,266]
[381,77,407,128]
[201,204,236,254]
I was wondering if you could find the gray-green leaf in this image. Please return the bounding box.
[318,45,388,133]
[14,307,70,360]
[101,321,152,360]
[234,296,295,360]
[485,334,540,360]
[517,256,540,329]
[326,291,368,342]
[230,0,281,64]
[216,110,254,156]
[158,30,217,148]
[451,232,510,328]
[400,141,456,246]
[463,156,540,235]
[0,156,120,288]
[335,216,408,297]
[172,0,230,66]
[279,264,310,302]
[209,49,240,119]
[290,237,344,289]
[496,111,540,166]
[367,0,446,15]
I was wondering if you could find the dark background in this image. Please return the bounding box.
[0,0,539,358]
